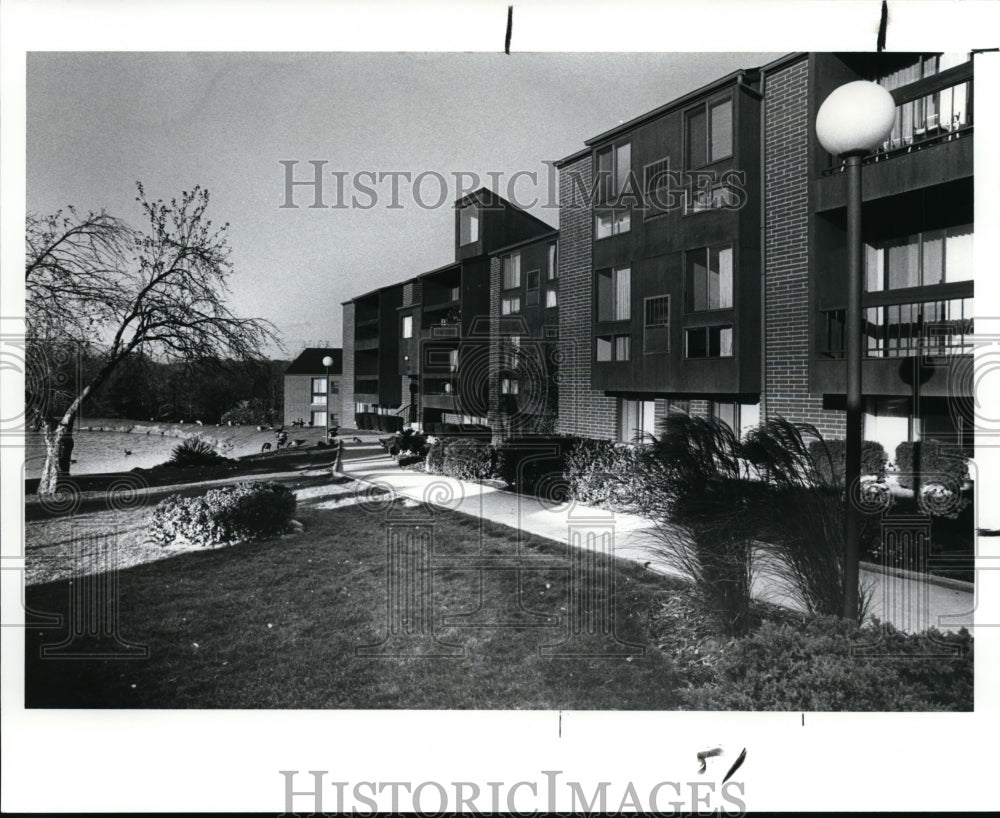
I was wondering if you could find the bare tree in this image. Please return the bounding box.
[26,184,278,495]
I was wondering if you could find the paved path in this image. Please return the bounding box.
[339,438,975,634]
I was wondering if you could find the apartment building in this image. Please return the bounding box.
[283,347,342,428]
[339,52,974,457]
[342,188,553,433]
[554,51,974,457]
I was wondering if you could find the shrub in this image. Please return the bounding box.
[151,481,296,547]
[807,439,887,485]
[895,440,969,490]
[220,398,277,427]
[494,435,583,495]
[425,438,447,473]
[442,438,499,481]
[565,438,645,510]
[678,616,973,711]
[167,437,226,468]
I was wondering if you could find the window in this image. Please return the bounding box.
[501,377,519,395]
[687,97,733,167]
[526,269,540,306]
[686,246,733,311]
[502,335,520,367]
[709,401,760,438]
[448,348,459,371]
[644,295,671,354]
[501,296,521,315]
[685,326,734,358]
[459,205,479,245]
[595,141,632,238]
[450,286,461,301]
[866,224,973,291]
[402,315,413,339]
[596,334,630,362]
[547,242,558,279]
[596,266,631,322]
[545,288,558,308]
[311,377,327,404]
[688,180,740,213]
[619,399,656,443]
[311,410,327,428]
[643,156,676,218]
[502,252,521,289]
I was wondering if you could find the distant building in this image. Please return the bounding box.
[283,347,342,428]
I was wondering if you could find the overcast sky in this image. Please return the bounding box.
[28,52,783,357]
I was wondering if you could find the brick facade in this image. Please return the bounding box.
[555,153,618,440]
[341,301,356,425]
[763,56,845,440]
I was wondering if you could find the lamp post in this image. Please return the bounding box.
[322,355,334,436]
[816,81,896,620]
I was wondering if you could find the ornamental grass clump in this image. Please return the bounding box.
[151,481,296,547]
[166,436,226,468]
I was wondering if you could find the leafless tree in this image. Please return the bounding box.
[26,184,278,495]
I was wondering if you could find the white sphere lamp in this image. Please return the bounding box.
[816,81,897,156]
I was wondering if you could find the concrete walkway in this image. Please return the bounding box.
[339,438,975,634]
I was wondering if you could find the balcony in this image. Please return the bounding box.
[354,336,379,351]
[820,295,974,359]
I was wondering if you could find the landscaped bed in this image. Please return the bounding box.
[24,482,972,710]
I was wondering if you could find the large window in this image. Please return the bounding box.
[686,246,734,311]
[595,141,632,238]
[502,252,521,289]
[501,296,521,315]
[619,399,656,443]
[866,224,973,291]
[596,266,631,322]
[644,295,671,354]
[311,377,327,404]
[687,97,733,167]
[685,325,733,358]
[459,205,479,245]
[402,314,413,339]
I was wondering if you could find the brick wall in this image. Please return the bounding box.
[555,154,618,440]
[763,57,845,440]
[341,302,356,426]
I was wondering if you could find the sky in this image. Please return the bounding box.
[26,51,783,358]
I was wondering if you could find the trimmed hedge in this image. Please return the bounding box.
[151,481,296,547]
[678,616,973,711]
[424,438,499,481]
[565,438,645,510]
[807,439,887,485]
[895,439,969,489]
[495,435,583,495]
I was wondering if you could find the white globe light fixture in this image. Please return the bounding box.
[816,81,897,156]
[815,80,896,621]
[322,355,334,434]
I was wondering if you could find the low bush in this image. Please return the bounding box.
[678,616,973,711]
[807,439,887,485]
[895,440,969,490]
[565,438,645,510]
[494,435,583,495]
[424,438,499,481]
[151,481,296,547]
[167,437,227,468]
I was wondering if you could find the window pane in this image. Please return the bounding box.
[614,209,631,235]
[615,143,631,197]
[686,328,707,358]
[597,269,613,321]
[547,243,557,279]
[312,377,326,394]
[597,148,613,204]
[526,270,539,289]
[596,336,612,361]
[922,229,945,285]
[595,211,613,239]
[945,224,974,282]
[687,251,707,312]
[886,235,919,289]
[402,315,413,338]
[865,242,884,291]
[716,247,733,308]
[614,267,631,320]
[615,335,630,361]
[460,206,479,245]
[719,326,734,357]
[688,109,707,167]
[546,289,557,308]
[709,100,733,160]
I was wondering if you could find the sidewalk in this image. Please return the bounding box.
[339,441,975,634]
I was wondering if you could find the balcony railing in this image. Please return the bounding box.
[822,64,973,173]
[821,296,974,358]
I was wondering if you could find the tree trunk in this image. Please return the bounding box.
[38,415,76,496]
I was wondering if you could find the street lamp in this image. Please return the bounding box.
[322,355,334,436]
[816,80,896,620]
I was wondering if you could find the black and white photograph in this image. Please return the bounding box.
[3,0,999,814]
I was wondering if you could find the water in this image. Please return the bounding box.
[23,430,190,478]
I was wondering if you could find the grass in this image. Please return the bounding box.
[24,489,687,709]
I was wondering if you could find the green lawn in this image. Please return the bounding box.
[24,492,687,709]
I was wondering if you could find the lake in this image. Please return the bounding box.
[24,430,192,478]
